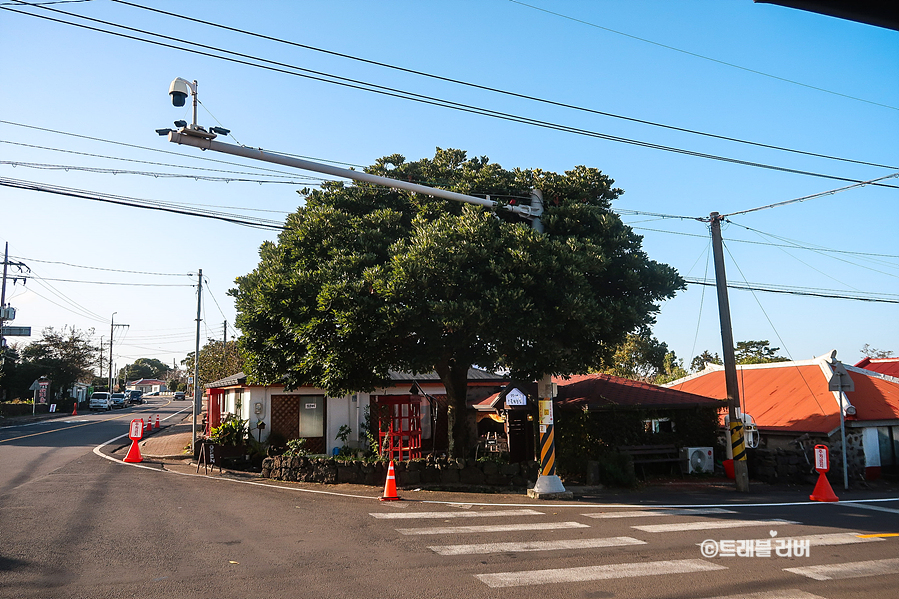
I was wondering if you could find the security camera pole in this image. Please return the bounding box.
[162,78,570,497]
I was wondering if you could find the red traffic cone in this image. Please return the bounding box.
[123,437,142,463]
[379,460,401,501]
[154,414,160,429]
[72,402,78,416]
[809,471,839,502]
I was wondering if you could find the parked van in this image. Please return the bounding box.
[89,392,112,411]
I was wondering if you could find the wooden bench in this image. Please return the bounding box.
[618,444,683,479]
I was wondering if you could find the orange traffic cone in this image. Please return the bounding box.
[809,471,839,502]
[154,414,160,429]
[379,460,401,501]
[72,402,77,416]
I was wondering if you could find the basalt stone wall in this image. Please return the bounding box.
[261,456,541,488]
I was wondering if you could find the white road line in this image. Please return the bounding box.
[396,521,590,535]
[633,518,798,533]
[840,502,899,515]
[785,557,899,581]
[370,509,543,519]
[476,558,726,588]
[585,508,736,519]
[428,536,646,555]
[697,590,827,599]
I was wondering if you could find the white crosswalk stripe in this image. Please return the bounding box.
[369,509,543,519]
[476,558,726,588]
[785,557,899,580]
[584,508,736,519]
[697,590,827,599]
[841,502,899,515]
[633,518,798,533]
[731,532,884,547]
[396,521,590,535]
[428,536,646,555]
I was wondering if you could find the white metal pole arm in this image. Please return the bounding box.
[167,131,543,228]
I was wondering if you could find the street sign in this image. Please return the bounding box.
[129,419,144,440]
[1,326,31,336]
[827,361,855,392]
[505,388,527,406]
[814,445,830,472]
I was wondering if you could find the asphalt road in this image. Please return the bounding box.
[2,403,898,599]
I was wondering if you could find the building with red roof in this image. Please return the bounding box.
[665,351,899,481]
[855,356,899,379]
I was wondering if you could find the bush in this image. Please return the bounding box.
[208,414,250,446]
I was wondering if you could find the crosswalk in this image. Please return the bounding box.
[368,501,899,593]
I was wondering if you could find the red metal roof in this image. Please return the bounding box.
[855,357,899,378]
[665,354,899,434]
[552,373,723,411]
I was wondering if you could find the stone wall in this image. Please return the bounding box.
[748,432,865,486]
[262,455,540,489]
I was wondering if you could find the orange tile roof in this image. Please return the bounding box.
[551,373,723,410]
[855,357,899,378]
[665,354,899,434]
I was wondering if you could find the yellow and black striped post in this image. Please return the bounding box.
[538,398,556,476]
[730,419,746,463]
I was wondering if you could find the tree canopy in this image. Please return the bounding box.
[182,339,245,390]
[691,340,789,371]
[598,331,687,384]
[2,326,98,400]
[120,357,170,382]
[231,149,684,455]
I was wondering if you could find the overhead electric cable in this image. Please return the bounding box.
[37,278,194,286]
[9,257,189,276]
[108,0,898,168]
[508,0,899,112]
[0,177,287,231]
[683,277,899,303]
[5,5,897,189]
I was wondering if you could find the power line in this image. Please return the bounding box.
[5,5,897,190]
[0,176,287,231]
[37,278,194,286]
[108,0,898,170]
[8,256,193,276]
[507,0,899,112]
[0,159,327,187]
[684,277,899,303]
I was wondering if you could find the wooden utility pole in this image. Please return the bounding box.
[709,212,750,493]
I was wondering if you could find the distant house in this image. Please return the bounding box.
[205,369,507,458]
[127,379,167,394]
[666,351,899,481]
[855,356,899,378]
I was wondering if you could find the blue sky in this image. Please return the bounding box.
[1,0,896,375]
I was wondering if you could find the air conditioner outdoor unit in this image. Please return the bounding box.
[681,447,714,474]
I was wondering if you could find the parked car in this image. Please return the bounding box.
[110,393,127,409]
[173,391,186,400]
[145,391,159,396]
[89,392,112,411]
[127,390,143,404]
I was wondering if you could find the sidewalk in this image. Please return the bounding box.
[139,412,197,459]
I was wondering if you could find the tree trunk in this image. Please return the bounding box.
[434,356,470,459]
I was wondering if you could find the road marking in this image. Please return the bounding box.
[584,508,736,519]
[476,558,726,588]
[633,518,798,533]
[857,533,899,538]
[428,536,646,555]
[396,521,589,535]
[694,532,882,548]
[841,502,899,515]
[697,590,827,599]
[370,509,543,519]
[785,557,899,581]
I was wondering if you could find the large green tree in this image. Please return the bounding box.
[599,331,687,384]
[231,149,683,456]
[120,357,170,382]
[15,326,98,399]
[182,339,245,390]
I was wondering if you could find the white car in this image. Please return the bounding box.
[89,392,112,411]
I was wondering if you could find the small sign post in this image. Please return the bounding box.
[809,444,838,502]
[123,419,144,463]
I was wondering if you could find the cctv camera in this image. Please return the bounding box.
[169,78,191,107]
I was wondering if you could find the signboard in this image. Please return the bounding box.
[505,388,527,406]
[129,419,144,441]
[305,403,317,409]
[1,326,31,336]
[814,444,829,473]
[38,380,49,404]
[539,399,553,425]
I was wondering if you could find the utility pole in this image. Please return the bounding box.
[98,336,104,386]
[223,319,227,363]
[192,269,202,455]
[709,212,749,493]
[109,313,129,392]
[1,243,8,356]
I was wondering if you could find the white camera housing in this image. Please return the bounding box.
[169,77,192,107]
